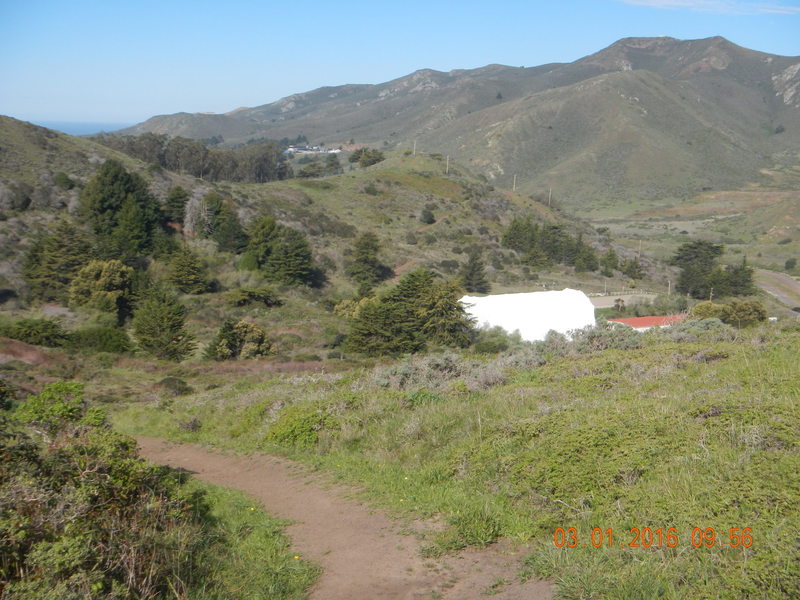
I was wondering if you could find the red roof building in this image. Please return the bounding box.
[607,314,687,330]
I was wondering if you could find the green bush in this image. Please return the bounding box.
[227,287,282,307]
[0,318,69,347]
[205,320,273,360]
[264,402,334,449]
[68,326,132,353]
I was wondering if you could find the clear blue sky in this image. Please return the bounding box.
[1,0,799,124]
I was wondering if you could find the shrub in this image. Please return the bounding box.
[0,378,16,410]
[68,326,132,353]
[264,402,334,449]
[156,376,193,396]
[52,171,74,190]
[205,320,273,360]
[227,287,282,307]
[13,381,86,434]
[0,318,69,347]
[3,384,212,598]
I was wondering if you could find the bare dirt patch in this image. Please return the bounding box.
[137,437,553,600]
[633,190,798,219]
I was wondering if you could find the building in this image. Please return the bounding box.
[607,314,686,331]
[460,289,596,342]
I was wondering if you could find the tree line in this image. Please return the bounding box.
[92,132,292,183]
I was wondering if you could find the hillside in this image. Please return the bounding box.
[119,36,800,208]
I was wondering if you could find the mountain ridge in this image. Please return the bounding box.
[114,36,800,208]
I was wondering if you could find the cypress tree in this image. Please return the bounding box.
[80,160,159,245]
[346,231,392,294]
[131,287,195,361]
[168,247,209,294]
[110,195,149,261]
[68,259,133,322]
[418,280,475,347]
[163,185,189,225]
[459,250,490,293]
[23,222,95,301]
[265,228,314,285]
[211,204,248,254]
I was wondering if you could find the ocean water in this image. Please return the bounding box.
[32,121,133,135]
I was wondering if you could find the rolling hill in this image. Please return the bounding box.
[119,36,800,209]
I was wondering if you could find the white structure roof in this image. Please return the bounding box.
[460,289,596,342]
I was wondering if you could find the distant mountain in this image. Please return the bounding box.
[119,36,800,208]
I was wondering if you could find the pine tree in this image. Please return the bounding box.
[163,185,189,225]
[346,231,392,294]
[265,228,314,285]
[243,216,280,268]
[418,280,475,347]
[80,160,159,245]
[210,204,248,254]
[131,287,195,361]
[23,222,95,301]
[600,248,619,277]
[168,247,209,294]
[459,250,490,293]
[110,195,149,261]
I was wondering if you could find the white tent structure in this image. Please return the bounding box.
[460,289,596,342]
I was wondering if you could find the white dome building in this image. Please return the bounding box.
[460,289,596,342]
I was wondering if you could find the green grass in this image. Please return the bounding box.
[112,324,800,599]
[185,479,319,599]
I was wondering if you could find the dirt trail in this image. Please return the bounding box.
[137,437,553,600]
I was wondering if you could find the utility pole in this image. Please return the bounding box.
[445,155,449,175]
[667,279,671,295]
[709,287,714,301]
[548,187,552,207]
[412,140,416,156]
[512,174,517,191]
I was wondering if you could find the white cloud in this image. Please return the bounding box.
[618,0,800,14]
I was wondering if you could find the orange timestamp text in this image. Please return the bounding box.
[553,527,753,549]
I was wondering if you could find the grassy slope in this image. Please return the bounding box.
[112,323,800,599]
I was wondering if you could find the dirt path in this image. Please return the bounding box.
[137,437,553,600]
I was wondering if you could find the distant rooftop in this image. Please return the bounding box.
[607,314,686,330]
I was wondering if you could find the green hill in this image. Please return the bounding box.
[119,36,800,211]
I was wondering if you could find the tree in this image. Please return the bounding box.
[346,231,392,295]
[418,279,475,347]
[243,216,280,269]
[23,221,95,301]
[345,269,475,355]
[205,320,273,360]
[600,248,619,277]
[459,250,490,293]
[68,259,133,322]
[420,208,435,224]
[349,147,384,167]
[79,160,159,250]
[131,287,195,360]
[210,204,248,254]
[168,247,209,294]
[672,241,753,299]
[621,257,644,280]
[265,227,315,285]
[163,185,189,225]
[110,195,149,261]
[786,258,798,272]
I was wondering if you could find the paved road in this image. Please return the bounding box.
[755,269,800,308]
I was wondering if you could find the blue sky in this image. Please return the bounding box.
[1,0,799,124]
